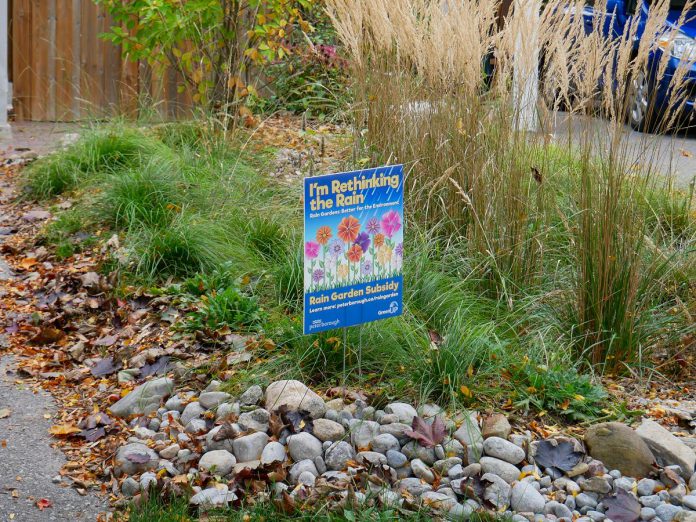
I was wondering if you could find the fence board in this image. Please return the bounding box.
[11,0,32,120]
[30,0,49,119]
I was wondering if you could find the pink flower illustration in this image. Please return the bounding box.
[380,210,402,238]
[305,241,320,259]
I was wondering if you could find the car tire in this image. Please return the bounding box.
[626,70,654,132]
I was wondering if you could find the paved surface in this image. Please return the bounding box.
[0,122,80,157]
[548,110,696,188]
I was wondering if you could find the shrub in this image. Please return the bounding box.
[183,284,264,333]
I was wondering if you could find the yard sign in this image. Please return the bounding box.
[303,165,404,335]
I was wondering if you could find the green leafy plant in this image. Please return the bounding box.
[183,283,264,333]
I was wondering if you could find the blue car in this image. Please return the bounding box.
[564,0,696,131]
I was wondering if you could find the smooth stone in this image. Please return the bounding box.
[121,477,140,497]
[641,496,662,509]
[204,381,221,392]
[689,472,696,491]
[581,477,612,494]
[379,413,399,425]
[312,418,345,442]
[448,464,464,479]
[265,380,326,419]
[238,408,270,432]
[199,450,236,476]
[615,477,637,491]
[114,443,159,476]
[349,420,381,449]
[378,422,412,442]
[384,402,418,424]
[232,432,269,462]
[401,441,437,465]
[545,501,573,519]
[261,441,286,464]
[511,481,546,513]
[159,444,180,460]
[576,493,598,509]
[637,420,696,479]
[386,450,408,468]
[453,413,483,449]
[239,385,263,406]
[412,458,435,483]
[483,436,526,465]
[190,485,237,507]
[656,504,683,522]
[449,502,475,520]
[289,459,319,483]
[421,491,458,510]
[164,396,185,413]
[642,507,657,520]
[379,489,402,506]
[205,425,236,452]
[483,472,511,509]
[314,456,326,474]
[109,377,174,417]
[371,433,400,454]
[357,451,387,466]
[681,496,696,510]
[325,441,355,471]
[638,478,658,496]
[587,511,606,521]
[675,513,696,522]
[584,422,655,478]
[180,402,206,425]
[199,391,231,409]
[185,418,207,433]
[288,432,323,461]
[216,402,239,420]
[398,477,433,496]
[482,413,512,439]
[434,457,463,475]
[480,456,521,483]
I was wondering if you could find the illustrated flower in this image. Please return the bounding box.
[305,241,320,259]
[380,210,402,238]
[395,242,403,258]
[316,226,332,245]
[337,263,349,279]
[354,232,370,253]
[338,216,360,243]
[373,233,385,248]
[328,238,345,258]
[361,259,373,275]
[366,217,380,235]
[347,244,364,262]
[377,245,393,265]
[312,269,325,284]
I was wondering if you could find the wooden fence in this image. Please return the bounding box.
[11,0,191,121]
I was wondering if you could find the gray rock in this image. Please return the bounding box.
[387,450,408,468]
[199,450,236,475]
[379,489,402,507]
[325,441,355,470]
[681,496,696,510]
[204,381,221,392]
[656,504,683,522]
[482,413,512,440]
[216,402,239,420]
[545,501,573,519]
[636,420,696,479]
[314,456,327,474]
[584,422,655,478]
[448,464,464,479]
[357,451,387,466]
[511,481,546,513]
[434,457,463,475]
[140,471,158,490]
[378,422,412,442]
[181,401,205,425]
[311,418,345,442]
[159,444,180,460]
[641,496,663,509]
[199,391,231,409]
[297,471,316,485]
[398,477,433,496]
[164,396,185,413]
[675,512,696,522]
[642,507,657,520]
[615,477,637,491]
[121,477,140,497]
[384,402,418,424]
[401,441,437,465]
[261,441,286,464]
[289,459,319,483]
[412,458,435,483]
[238,408,270,433]
[349,420,381,449]
[185,418,207,433]
[453,413,483,450]
[483,437,526,465]
[114,443,159,476]
[421,491,458,510]
[371,433,400,454]
[581,477,612,494]
[239,385,263,406]
[288,432,323,461]
[232,432,269,462]
[587,510,606,521]
[482,472,511,509]
[449,502,475,520]
[265,380,326,419]
[109,377,174,417]
[638,478,658,496]
[205,425,236,452]
[576,493,598,509]
[190,485,237,507]
[690,472,696,491]
[480,456,521,483]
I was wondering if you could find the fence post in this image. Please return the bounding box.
[0,0,10,137]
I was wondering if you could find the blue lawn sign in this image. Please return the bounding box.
[303,165,404,335]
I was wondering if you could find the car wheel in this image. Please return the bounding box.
[627,70,652,132]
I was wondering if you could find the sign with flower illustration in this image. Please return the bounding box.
[303,165,404,334]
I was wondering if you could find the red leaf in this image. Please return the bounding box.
[36,498,52,510]
[405,415,446,448]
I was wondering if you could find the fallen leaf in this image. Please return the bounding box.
[90,357,122,377]
[93,334,118,347]
[48,424,82,437]
[604,488,641,522]
[140,356,170,378]
[533,440,583,475]
[405,415,446,448]
[31,327,65,345]
[36,498,52,510]
[0,408,10,419]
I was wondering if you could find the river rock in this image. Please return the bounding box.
[265,380,326,418]
[350,420,381,449]
[656,504,683,522]
[325,441,355,470]
[199,391,231,409]
[480,456,521,483]
[198,450,236,476]
[482,413,512,440]
[181,401,205,425]
[232,432,269,462]
[238,408,270,432]
[636,420,696,478]
[190,485,237,507]
[288,432,323,461]
[372,433,401,454]
[109,377,174,417]
[114,443,159,476]
[289,459,319,483]
[385,403,418,424]
[205,425,235,452]
[483,437,526,465]
[510,481,546,513]
[239,385,263,406]
[261,441,287,465]
[482,472,511,509]
[412,459,435,483]
[312,418,345,442]
[584,422,655,478]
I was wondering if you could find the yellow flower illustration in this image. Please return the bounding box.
[337,263,349,279]
[377,245,393,266]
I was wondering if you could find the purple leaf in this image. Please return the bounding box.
[90,357,122,377]
[533,440,583,474]
[140,356,170,378]
[604,488,641,522]
[80,427,106,442]
[405,415,446,448]
[126,452,152,464]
